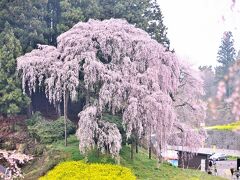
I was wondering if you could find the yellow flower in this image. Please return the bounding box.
[39,161,136,180]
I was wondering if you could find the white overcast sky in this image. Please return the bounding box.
[158,0,240,67]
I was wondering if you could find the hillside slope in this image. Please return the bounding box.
[22,135,226,180]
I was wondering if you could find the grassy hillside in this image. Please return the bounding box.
[23,135,226,180]
[120,145,225,180]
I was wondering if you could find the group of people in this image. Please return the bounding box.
[208,159,217,175]
[231,167,240,179]
[208,159,240,179]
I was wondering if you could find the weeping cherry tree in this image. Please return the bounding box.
[17,19,204,160]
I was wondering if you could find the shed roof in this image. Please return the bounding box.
[168,146,240,157]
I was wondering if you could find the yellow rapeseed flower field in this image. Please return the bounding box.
[39,161,136,180]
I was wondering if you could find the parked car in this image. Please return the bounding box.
[209,153,228,161]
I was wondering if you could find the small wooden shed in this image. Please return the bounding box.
[169,145,240,172]
[167,146,214,171]
[178,151,210,171]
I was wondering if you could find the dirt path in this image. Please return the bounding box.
[215,160,237,179]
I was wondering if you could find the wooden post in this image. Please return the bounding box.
[116,155,120,165]
[64,90,69,147]
[131,142,134,160]
[149,126,152,159]
[158,144,163,164]
[149,145,152,159]
[136,138,138,153]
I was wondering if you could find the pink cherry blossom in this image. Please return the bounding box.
[17,19,205,157]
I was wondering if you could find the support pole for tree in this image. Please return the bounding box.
[156,145,163,168]
[149,126,152,159]
[149,145,152,159]
[159,144,163,163]
[64,90,69,147]
[136,137,138,153]
[131,141,134,160]
[116,155,120,165]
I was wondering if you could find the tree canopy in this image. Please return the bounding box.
[17,19,205,157]
[0,0,170,52]
[0,0,171,116]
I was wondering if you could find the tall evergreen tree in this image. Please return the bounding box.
[46,0,61,45]
[81,0,171,49]
[215,31,236,96]
[217,31,236,71]
[58,0,84,34]
[46,0,85,45]
[145,0,170,49]
[0,0,49,52]
[0,23,30,116]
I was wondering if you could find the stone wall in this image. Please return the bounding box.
[205,130,240,150]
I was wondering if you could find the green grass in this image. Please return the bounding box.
[205,121,240,131]
[102,113,122,127]
[49,135,115,164]
[23,135,225,180]
[228,156,238,160]
[120,146,225,180]
[22,148,69,179]
[47,135,85,161]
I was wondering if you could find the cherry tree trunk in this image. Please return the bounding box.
[64,90,69,147]
[56,103,61,117]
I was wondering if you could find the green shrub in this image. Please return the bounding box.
[32,144,45,156]
[26,111,43,126]
[39,161,136,180]
[27,114,76,143]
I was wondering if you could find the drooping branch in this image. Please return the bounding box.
[175,102,196,111]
